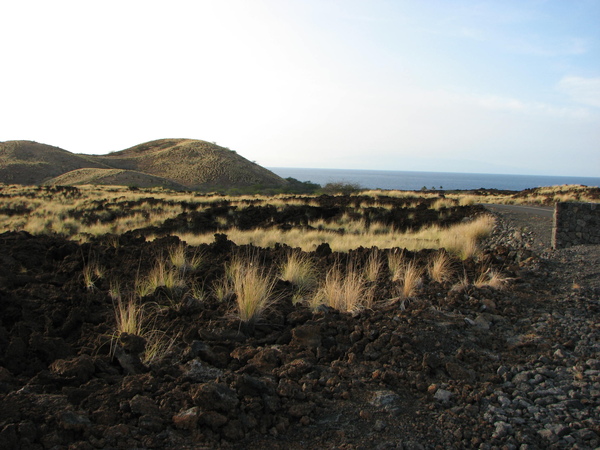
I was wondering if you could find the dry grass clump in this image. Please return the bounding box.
[388,251,407,282]
[114,295,145,336]
[168,243,203,272]
[143,331,177,364]
[474,268,509,289]
[111,292,175,364]
[212,278,234,302]
[363,251,382,283]
[133,254,188,298]
[147,260,187,292]
[397,260,424,299]
[438,215,495,259]
[458,196,476,206]
[428,251,454,283]
[227,254,278,323]
[431,198,456,210]
[280,252,317,297]
[450,265,509,292]
[386,251,424,299]
[82,259,104,291]
[311,262,373,313]
[451,272,471,292]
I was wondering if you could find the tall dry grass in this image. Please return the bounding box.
[397,260,424,298]
[114,295,145,336]
[170,214,495,257]
[428,251,454,283]
[228,254,278,323]
[311,262,373,313]
[387,251,407,282]
[280,251,317,295]
[363,251,382,283]
[168,243,203,272]
[82,259,104,291]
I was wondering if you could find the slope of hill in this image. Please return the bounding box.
[44,168,188,190]
[0,139,288,190]
[0,141,109,185]
[89,139,287,189]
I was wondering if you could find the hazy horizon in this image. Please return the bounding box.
[1,1,598,177]
[267,165,600,180]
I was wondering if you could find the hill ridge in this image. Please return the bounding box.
[0,139,287,190]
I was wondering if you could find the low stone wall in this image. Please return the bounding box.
[552,202,600,249]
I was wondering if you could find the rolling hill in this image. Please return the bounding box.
[0,141,109,185]
[0,139,288,190]
[44,168,188,190]
[89,139,287,189]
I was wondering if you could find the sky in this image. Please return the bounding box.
[1,0,599,177]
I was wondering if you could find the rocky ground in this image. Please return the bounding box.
[0,204,598,449]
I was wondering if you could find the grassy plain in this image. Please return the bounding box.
[2,182,595,324]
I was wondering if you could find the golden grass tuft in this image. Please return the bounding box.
[428,251,454,283]
[388,251,407,282]
[114,295,145,336]
[311,262,373,313]
[398,260,424,298]
[146,259,187,292]
[228,254,278,323]
[363,251,382,283]
[168,243,203,272]
[474,268,509,289]
[280,251,317,295]
[438,215,495,259]
[431,198,456,210]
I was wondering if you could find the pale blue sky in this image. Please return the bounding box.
[1,0,598,176]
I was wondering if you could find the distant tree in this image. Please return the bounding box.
[321,181,363,195]
[283,178,321,194]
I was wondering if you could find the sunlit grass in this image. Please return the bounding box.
[280,251,317,295]
[428,251,454,283]
[311,262,373,313]
[228,254,278,323]
[146,259,187,292]
[168,243,203,272]
[397,260,424,299]
[431,198,456,210]
[114,295,145,336]
[387,250,406,281]
[363,251,382,283]
[168,215,495,257]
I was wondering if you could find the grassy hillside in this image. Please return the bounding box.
[90,139,287,189]
[0,141,109,185]
[45,168,188,190]
[0,139,288,190]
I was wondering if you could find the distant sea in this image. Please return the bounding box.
[268,167,600,191]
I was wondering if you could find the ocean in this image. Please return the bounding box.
[268,167,600,191]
